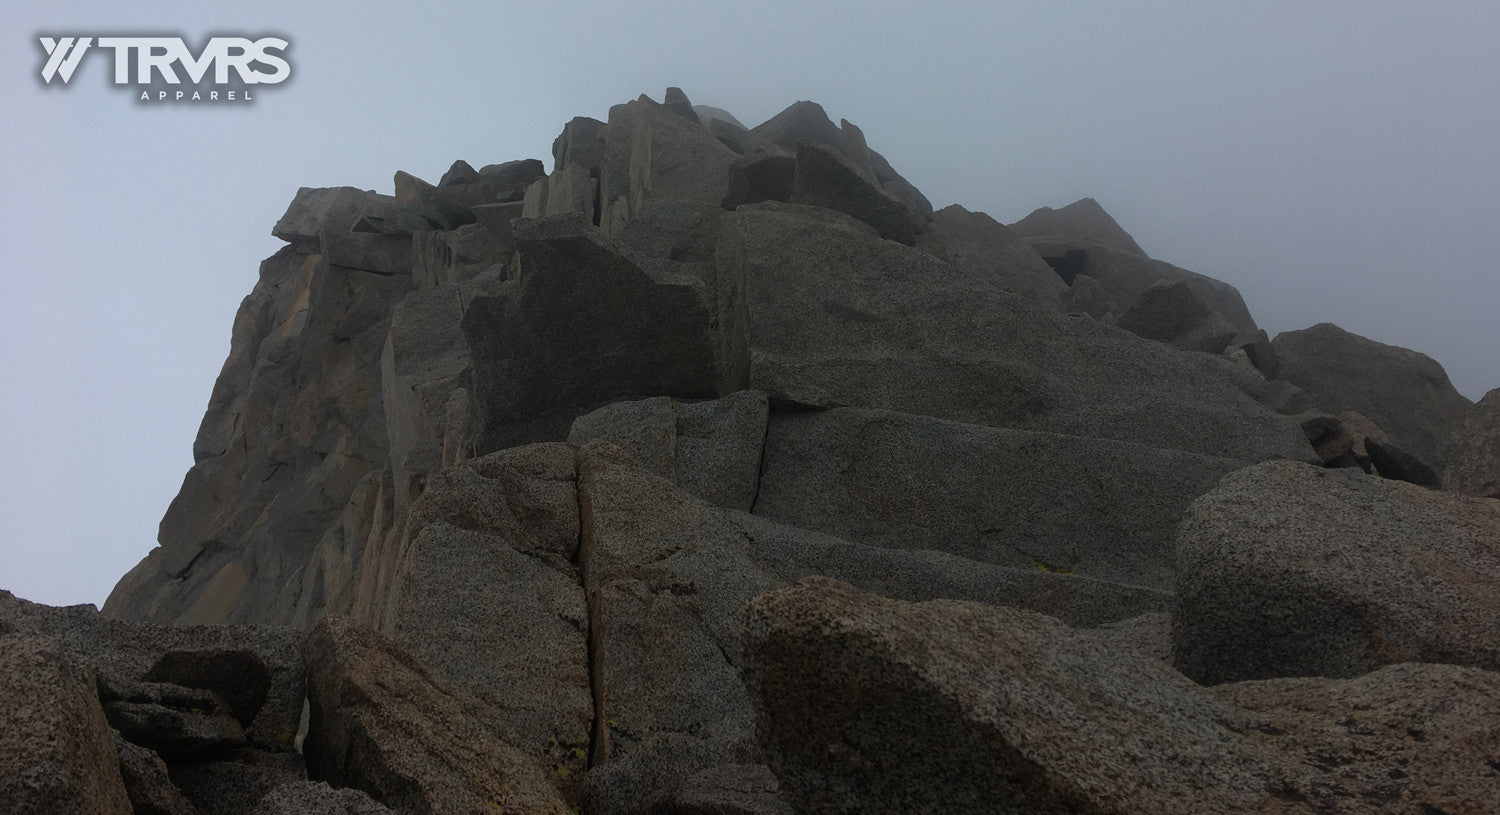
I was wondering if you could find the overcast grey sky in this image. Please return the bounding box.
[3,0,1497,608]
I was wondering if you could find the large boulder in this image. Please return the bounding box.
[301,615,571,815]
[740,578,1284,814]
[1444,387,1500,498]
[1173,460,1500,684]
[1272,323,1473,467]
[712,201,1311,462]
[1212,663,1500,814]
[789,140,925,245]
[463,214,717,450]
[1011,196,1148,256]
[272,187,434,248]
[915,204,1067,309]
[0,634,133,814]
[754,407,1250,592]
[1117,278,1241,354]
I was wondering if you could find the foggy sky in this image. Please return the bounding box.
[4,0,1497,608]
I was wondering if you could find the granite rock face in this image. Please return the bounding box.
[753,406,1250,591]
[713,201,1309,462]
[568,390,769,511]
[251,781,396,815]
[74,88,1493,814]
[301,615,571,815]
[1174,460,1500,684]
[465,214,719,450]
[376,443,593,783]
[1213,663,1500,814]
[788,140,926,244]
[741,578,1283,815]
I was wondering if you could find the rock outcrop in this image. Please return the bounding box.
[714,201,1308,461]
[1012,196,1149,256]
[915,203,1068,309]
[35,87,1486,814]
[1444,387,1500,498]
[1272,322,1474,468]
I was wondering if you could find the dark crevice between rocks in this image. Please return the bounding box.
[746,407,775,517]
[171,543,215,580]
[1042,249,1088,286]
[576,455,606,777]
[590,169,603,228]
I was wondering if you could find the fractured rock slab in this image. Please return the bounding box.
[789,140,925,245]
[713,201,1310,462]
[380,443,592,780]
[755,406,1250,592]
[598,93,739,234]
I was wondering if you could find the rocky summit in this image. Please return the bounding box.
[5,88,1496,814]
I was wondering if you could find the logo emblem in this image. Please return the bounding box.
[36,35,292,102]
